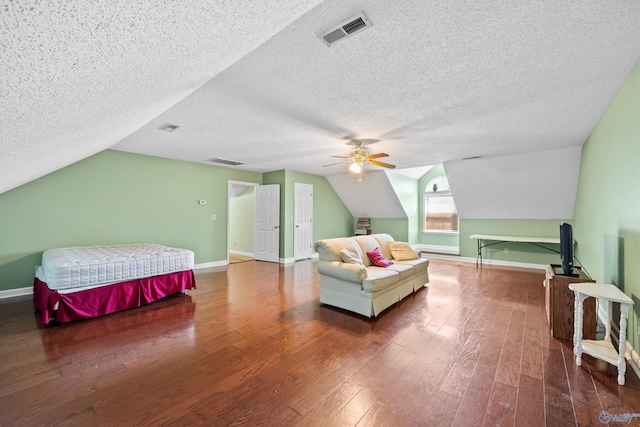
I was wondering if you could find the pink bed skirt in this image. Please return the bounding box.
[33,270,196,324]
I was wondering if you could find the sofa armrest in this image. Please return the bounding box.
[317,260,367,283]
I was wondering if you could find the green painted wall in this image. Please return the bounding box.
[229,186,255,254]
[386,172,419,244]
[418,165,459,248]
[370,218,409,242]
[572,60,640,351]
[0,150,262,291]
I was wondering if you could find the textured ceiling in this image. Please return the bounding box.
[2,0,640,195]
[0,0,322,193]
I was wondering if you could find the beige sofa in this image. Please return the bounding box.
[313,233,429,317]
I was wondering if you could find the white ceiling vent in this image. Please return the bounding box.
[207,157,244,166]
[319,12,372,47]
[159,123,180,132]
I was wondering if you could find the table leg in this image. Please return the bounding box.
[605,300,612,342]
[574,293,586,366]
[572,292,579,347]
[618,304,629,385]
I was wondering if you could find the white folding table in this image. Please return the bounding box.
[470,234,560,267]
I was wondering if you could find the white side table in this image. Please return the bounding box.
[568,283,634,385]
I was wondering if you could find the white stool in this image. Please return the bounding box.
[569,283,634,385]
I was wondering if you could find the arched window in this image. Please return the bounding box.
[424,176,459,233]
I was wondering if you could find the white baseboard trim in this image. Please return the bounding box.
[284,253,319,264]
[0,287,33,299]
[413,244,459,255]
[194,261,229,270]
[420,252,546,271]
[477,258,547,271]
[627,342,640,382]
[229,250,254,258]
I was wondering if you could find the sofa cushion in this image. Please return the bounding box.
[394,257,429,274]
[352,235,380,267]
[314,237,359,262]
[340,243,365,267]
[366,247,393,267]
[371,263,414,281]
[361,268,399,292]
[371,233,395,260]
[390,241,420,261]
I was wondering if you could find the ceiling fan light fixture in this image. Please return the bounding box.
[322,139,394,179]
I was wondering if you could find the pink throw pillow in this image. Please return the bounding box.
[367,247,393,267]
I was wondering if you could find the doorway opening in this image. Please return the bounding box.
[227,181,258,263]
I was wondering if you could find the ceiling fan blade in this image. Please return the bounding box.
[322,161,347,167]
[367,153,389,159]
[369,160,396,169]
[330,155,349,158]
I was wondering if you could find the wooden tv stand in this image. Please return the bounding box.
[544,264,596,340]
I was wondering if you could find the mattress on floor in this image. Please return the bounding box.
[35,243,195,292]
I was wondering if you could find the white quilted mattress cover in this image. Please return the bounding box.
[35,243,195,292]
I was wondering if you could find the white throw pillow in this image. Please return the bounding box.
[340,243,367,280]
[340,243,365,267]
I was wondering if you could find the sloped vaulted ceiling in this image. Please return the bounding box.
[2,1,640,202]
[327,171,407,218]
[0,0,323,193]
[445,146,583,219]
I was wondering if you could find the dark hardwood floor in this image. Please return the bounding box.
[1,258,640,426]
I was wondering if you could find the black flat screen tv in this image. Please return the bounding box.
[560,222,578,277]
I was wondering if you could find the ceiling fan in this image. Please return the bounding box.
[323,140,395,181]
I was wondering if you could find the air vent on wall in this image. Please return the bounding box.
[319,12,372,47]
[207,157,244,166]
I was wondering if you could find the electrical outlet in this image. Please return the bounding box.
[211,214,216,221]
[504,248,509,254]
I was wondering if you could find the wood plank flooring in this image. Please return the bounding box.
[229,254,254,264]
[1,258,640,426]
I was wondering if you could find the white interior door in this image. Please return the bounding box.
[294,183,313,261]
[254,184,280,263]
